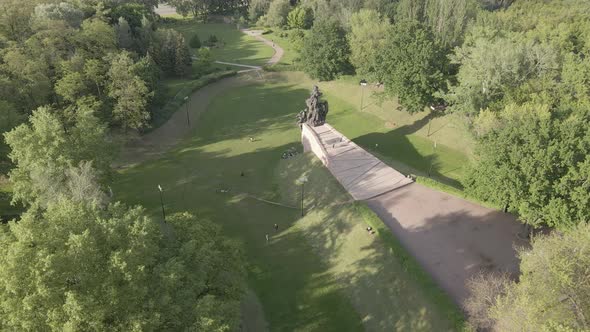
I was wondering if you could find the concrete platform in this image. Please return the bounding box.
[302,124,413,200]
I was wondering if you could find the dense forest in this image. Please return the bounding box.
[0,1,245,330]
[1,0,589,330]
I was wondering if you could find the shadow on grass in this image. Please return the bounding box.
[351,113,465,189]
[115,137,363,331]
[274,154,466,330]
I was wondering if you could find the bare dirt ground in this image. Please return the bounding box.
[366,183,528,305]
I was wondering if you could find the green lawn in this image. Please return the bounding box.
[113,82,464,330]
[263,29,302,70]
[257,72,472,188]
[163,19,274,67]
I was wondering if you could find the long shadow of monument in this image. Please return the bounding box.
[348,112,465,189]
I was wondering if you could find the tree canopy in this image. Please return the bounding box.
[0,201,245,331]
[300,19,351,81]
[377,20,450,113]
[466,223,590,331]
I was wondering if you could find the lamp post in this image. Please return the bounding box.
[158,184,166,223]
[359,79,368,111]
[428,140,437,177]
[296,175,308,217]
[184,96,191,127]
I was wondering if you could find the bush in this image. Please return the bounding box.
[287,6,313,29]
[189,34,201,48]
[204,34,219,47]
[289,29,305,51]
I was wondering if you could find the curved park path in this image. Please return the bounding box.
[118,28,284,166]
[306,123,527,305]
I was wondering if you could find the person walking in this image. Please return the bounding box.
[274,223,278,231]
[265,234,269,243]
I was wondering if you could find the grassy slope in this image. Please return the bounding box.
[261,71,471,188]
[114,82,464,330]
[163,19,274,67]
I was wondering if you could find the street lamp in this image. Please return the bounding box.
[158,184,166,223]
[359,79,368,111]
[296,175,308,216]
[428,140,437,177]
[184,96,191,127]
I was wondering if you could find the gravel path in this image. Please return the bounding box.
[308,123,527,305]
[367,184,527,304]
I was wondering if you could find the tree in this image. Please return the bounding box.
[348,9,391,81]
[444,35,559,115]
[465,103,590,230]
[4,106,113,207]
[395,0,478,47]
[266,0,291,27]
[0,0,38,41]
[76,19,117,59]
[248,0,272,21]
[377,21,449,113]
[466,223,590,331]
[300,19,351,81]
[33,2,84,28]
[151,29,192,77]
[83,59,107,98]
[0,200,246,331]
[109,3,153,30]
[55,71,88,104]
[173,31,192,77]
[0,46,52,112]
[115,16,134,50]
[190,34,201,48]
[287,6,313,29]
[107,52,152,130]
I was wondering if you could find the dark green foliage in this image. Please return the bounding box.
[189,33,201,48]
[300,19,351,81]
[465,104,590,229]
[109,3,153,30]
[378,20,450,113]
[150,29,193,78]
[205,34,219,46]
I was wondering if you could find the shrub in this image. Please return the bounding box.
[189,34,201,48]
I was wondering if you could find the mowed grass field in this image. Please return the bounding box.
[164,19,274,67]
[259,72,472,188]
[113,82,464,330]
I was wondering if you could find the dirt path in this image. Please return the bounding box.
[367,184,527,305]
[118,28,283,167]
[241,30,284,66]
[307,122,527,305]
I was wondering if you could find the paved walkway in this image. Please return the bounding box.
[307,123,527,305]
[305,124,413,200]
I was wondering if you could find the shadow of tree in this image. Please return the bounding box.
[366,185,529,305]
[350,117,466,188]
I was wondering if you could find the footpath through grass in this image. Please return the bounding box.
[114,81,464,330]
